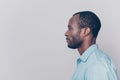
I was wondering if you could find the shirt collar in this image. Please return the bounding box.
[77,44,98,63]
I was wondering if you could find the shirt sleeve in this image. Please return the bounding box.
[85,63,112,80]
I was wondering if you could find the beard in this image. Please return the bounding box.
[67,36,82,49]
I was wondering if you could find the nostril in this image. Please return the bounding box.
[65,32,67,36]
[65,31,69,36]
[65,32,68,36]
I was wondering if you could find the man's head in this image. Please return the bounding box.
[65,11,101,49]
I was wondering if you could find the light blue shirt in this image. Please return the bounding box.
[72,44,119,80]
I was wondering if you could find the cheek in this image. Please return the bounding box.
[73,32,83,42]
[69,30,80,41]
[71,33,79,41]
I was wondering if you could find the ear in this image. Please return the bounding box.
[80,27,91,37]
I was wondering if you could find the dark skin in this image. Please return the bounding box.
[65,14,96,55]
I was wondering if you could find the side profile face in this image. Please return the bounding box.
[65,15,84,49]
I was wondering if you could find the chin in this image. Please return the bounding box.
[68,45,77,49]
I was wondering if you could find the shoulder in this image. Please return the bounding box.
[84,62,108,80]
[85,50,119,80]
[85,62,118,80]
[90,49,113,67]
[86,61,107,74]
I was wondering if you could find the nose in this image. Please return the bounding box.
[65,30,68,37]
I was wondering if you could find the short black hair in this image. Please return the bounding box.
[73,11,101,38]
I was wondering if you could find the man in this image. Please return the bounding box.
[65,11,119,80]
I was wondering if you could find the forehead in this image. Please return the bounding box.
[69,14,80,25]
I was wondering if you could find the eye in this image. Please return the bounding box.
[67,25,73,31]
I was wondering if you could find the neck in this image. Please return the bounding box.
[77,37,96,55]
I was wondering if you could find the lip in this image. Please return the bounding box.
[66,38,69,43]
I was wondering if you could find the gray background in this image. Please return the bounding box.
[0,0,120,80]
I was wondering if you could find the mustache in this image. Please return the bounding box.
[66,37,70,40]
